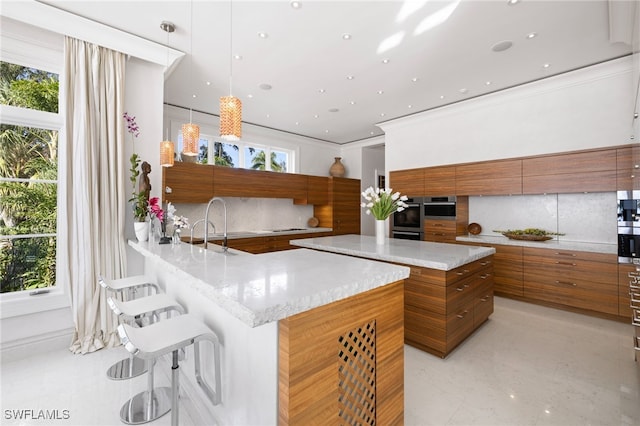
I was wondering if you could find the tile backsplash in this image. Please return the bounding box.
[468,192,617,244]
[170,198,315,237]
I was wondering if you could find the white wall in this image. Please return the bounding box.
[360,145,385,236]
[381,57,635,172]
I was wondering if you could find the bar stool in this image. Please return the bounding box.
[117,314,222,426]
[98,274,159,380]
[108,295,185,425]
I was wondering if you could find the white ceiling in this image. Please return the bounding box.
[39,0,634,144]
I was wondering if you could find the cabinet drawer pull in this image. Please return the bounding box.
[480,260,491,266]
[555,280,577,286]
[480,274,491,279]
[433,232,446,236]
[456,310,469,319]
[456,269,469,276]
[433,223,444,227]
[555,261,576,266]
[480,295,491,302]
[456,286,465,292]
[555,252,577,257]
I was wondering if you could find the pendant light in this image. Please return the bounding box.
[182,0,200,156]
[160,21,175,167]
[219,0,242,141]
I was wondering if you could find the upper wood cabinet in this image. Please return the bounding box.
[423,165,456,196]
[213,166,307,199]
[162,162,214,204]
[455,159,522,195]
[294,176,329,205]
[522,149,617,194]
[314,177,361,235]
[389,168,424,196]
[617,145,640,190]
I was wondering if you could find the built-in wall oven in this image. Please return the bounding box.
[424,196,457,220]
[618,191,640,263]
[391,197,424,240]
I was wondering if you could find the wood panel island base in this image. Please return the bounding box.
[279,280,404,425]
[291,235,496,358]
[128,240,409,425]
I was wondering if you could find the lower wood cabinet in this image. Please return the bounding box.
[619,263,636,320]
[423,219,456,243]
[522,247,618,316]
[404,257,494,358]
[207,232,332,254]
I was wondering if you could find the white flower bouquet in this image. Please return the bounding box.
[360,187,408,220]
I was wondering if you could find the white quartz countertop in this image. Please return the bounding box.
[456,235,618,255]
[129,240,409,327]
[290,234,496,270]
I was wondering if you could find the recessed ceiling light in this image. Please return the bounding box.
[439,95,445,99]
[290,1,302,9]
[342,33,352,40]
[234,54,243,60]
[318,88,326,93]
[491,40,513,52]
[459,88,468,94]
[258,32,269,39]
[325,130,329,133]
[408,104,413,108]
[377,90,384,95]
[370,131,375,135]
[526,32,537,39]
[411,77,419,82]
[206,81,211,86]
[314,114,319,118]
[507,0,520,5]
[380,113,385,117]
[247,94,254,98]
[259,83,272,90]
[485,81,492,85]
[543,63,550,68]
[347,75,355,80]
[349,100,356,105]
[192,94,196,98]
[382,58,390,64]
[295,121,299,125]
[266,114,270,118]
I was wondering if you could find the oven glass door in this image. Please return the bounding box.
[619,227,640,262]
[392,230,422,240]
[392,200,422,229]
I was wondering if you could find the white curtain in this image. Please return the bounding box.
[62,37,128,354]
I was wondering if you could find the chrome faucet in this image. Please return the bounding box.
[204,197,227,251]
[189,219,216,244]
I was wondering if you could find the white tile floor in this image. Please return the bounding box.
[1,296,639,426]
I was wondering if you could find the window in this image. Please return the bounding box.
[0,62,59,294]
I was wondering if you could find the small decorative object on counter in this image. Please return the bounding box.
[468,222,482,235]
[361,186,409,244]
[329,157,346,177]
[493,228,564,241]
[166,202,189,245]
[134,221,149,242]
[307,217,319,228]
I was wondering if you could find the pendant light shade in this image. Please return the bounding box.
[181,122,200,155]
[160,140,175,167]
[219,95,242,141]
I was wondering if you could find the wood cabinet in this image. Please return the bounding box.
[522,247,618,315]
[423,165,456,196]
[213,166,307,199]
[617,145,640,190]
[162,162,214,204]
[424,219,456,243]
[299,176,329,205]
[403,257,494,358]
[522,149,617,194]
[455,159,522,195]
[463,242,524,297]
[314,177,361,235]
[389,168,424,196]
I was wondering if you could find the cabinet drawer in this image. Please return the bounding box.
[424,219,456,243]
[523,248,617,284]
[445,258,493,285]
[523,277,618,315]
[405,305,446,354]
[445,301,475,349]
[404,285,446,315]
[474,278,494,327]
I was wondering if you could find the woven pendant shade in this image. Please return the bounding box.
[160,140,175,167]
[181,123,200,156]
[219,95,242,141]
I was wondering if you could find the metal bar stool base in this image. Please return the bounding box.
[119,386,172,425]
[107,357,148,380]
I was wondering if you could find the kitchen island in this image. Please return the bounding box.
[128,240,409,425]
[291,235,496,358]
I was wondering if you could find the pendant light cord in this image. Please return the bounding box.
[229,0,233,96]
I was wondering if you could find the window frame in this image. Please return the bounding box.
[0,20,68,319]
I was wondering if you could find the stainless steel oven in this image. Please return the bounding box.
[619,227,640,263]
[618,191,640,263]
[423,196,456,220]
[618,190,640,227]
[391,197,424,240]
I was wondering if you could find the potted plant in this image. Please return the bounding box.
[361,187,408,244]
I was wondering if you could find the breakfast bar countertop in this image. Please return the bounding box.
[129,239,409,327]
[290,234,496,270]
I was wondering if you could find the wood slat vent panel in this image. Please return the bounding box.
[338,321,376,426]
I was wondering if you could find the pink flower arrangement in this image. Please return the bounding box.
[148,197,164,222]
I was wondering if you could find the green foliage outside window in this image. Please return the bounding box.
[0,61,59,293]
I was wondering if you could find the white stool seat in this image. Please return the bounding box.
[107,294,184,323]
[117,314,221,426]
[99,274,158,295]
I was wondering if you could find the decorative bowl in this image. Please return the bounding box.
[501,232,553,241]
[307,217,319,228]
[468,223,482,235]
